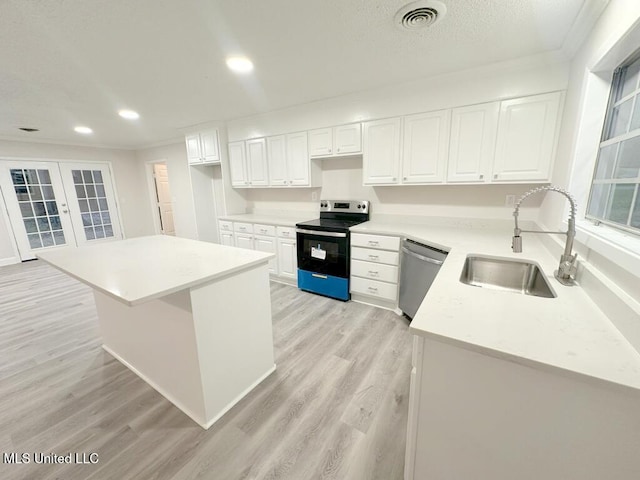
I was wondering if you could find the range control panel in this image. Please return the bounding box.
[319,200,369,214]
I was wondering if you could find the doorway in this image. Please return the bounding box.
[0,160,123,261]
[149,162,175,236]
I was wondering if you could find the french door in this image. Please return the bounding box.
[0,160,122,261]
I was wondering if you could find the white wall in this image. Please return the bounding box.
[228,53,568,221]
[0,139,153,265]
[539,1,640,302]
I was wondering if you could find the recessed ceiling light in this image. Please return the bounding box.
[118,109,140,119]
[74,126,93,134]
[226,56,254,73]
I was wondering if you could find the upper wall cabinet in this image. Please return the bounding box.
[246,138,269,186]
[447,102,500,183]
[402,110,451,184]
[363,118,402,185]
[186,129,220,165]
[229,141,249,187]
[267,132,313,187]
[492,92,562,182]
[309,123,362,157]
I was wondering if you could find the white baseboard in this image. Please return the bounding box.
[0,256,20,267]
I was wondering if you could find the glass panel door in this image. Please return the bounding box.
[0,161,77,260]
[59,163,122,246]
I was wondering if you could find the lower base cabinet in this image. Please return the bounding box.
[277,237,297,279]
[254,234,278,274]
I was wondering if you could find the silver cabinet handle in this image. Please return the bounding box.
[368,271,379,276]
[493,174,498,179]
[367,286,378,292]
[328,148,332,153]
[368,254,379,260]
[368,241,379,246]
[336,148,340,152]
[392,177,397,181]
[479,174,484,179]
[312,273,328,279]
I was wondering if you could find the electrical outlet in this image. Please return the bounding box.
[311,191,318,201]
[505,195,516,207]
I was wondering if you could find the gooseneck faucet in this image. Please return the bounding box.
[512,186,578,286]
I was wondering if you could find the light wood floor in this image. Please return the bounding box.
[0,260,413,480]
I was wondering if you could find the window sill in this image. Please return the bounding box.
[574,220,640,279]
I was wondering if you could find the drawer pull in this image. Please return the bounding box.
[367,286,378,292]
[282,232,289,236]
[368,254,379,260]
[260,229,267,233]
[368,241,379,246]
[312,273,328,279]
[368,271,379,276]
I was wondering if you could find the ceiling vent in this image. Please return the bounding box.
[395,0,447,30]
[18,127,39,132]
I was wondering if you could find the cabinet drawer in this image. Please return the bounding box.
[254,224,276,236]
[350,276,398,301]
[351,233,400,251]
[351,259,398,283]
[277,226,296,238]
[234,222,253,234]
[351,247,399,266]
[219,220,233,232]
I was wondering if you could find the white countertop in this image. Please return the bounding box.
[351,216,640,394]
[218,212,316,227]
[37,235,273,307]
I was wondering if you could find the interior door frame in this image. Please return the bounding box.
[145,159,168,235]
[0,181,21,266]
[0,157,125,260]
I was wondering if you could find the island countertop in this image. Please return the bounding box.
[37,235,274,306]
[350,216,640,394]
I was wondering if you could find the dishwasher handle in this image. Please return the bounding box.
[401,246,444,266]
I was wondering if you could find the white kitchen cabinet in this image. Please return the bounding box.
[492,91,562,182]
[286,132,311,186]
[267,132,311,187]
[228,141,248,187]
[309,123,362,157]
[363,118,402,185]
[234,232,254,250]
[186,129,220,165]
[246,138,269,186]
[277,237,297,279]
[220,231,235,247]
[267,135,288,186]
[402,110,450,184]
[447,102,499,183]
[254,234,278,274]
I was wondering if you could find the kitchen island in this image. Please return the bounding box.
[37,235,276,429]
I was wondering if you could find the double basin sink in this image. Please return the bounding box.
[460,255,556,298]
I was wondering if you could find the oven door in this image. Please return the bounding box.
[296,229,349,278]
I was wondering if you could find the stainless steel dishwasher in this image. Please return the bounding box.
[399,239,448,319]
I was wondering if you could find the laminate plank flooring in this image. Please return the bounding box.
[0,260,413,480]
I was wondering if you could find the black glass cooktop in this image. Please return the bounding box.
[296,218,368,233]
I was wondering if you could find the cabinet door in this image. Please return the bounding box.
[220,231,235,246]
[363,118,401,185]
[401,110,450,184]
[334,123,362,155]
[246,138,269,186]
[200,130,220,164]
[493,92,561,182]
[185,134,203,164]
[277,238,297,279]
[235,233,254,250]
[254,234,278,274]
[228,141,248,187]
[267,135,288,186]
[308,128,333,157]
[448,103,499,183]
[286,132,310,186]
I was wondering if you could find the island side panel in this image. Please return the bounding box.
[189,262,276,427]
[93,289,207,426]
[410,337,640,480]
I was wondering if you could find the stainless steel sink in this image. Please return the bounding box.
[460,255,556,298]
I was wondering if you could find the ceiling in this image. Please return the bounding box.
[0,0,594,149]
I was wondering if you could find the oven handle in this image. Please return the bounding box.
[295,228,348,238]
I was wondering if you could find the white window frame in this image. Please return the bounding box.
[567,16,640,279]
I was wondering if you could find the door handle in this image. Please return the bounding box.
[312,273,328,279]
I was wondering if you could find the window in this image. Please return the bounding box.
[587,54,640,234]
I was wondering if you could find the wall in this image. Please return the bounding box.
[539,1,640,303]
[0,139,153,265]
[227,53,568,221]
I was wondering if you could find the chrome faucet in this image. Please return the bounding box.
[511,186,578,286]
